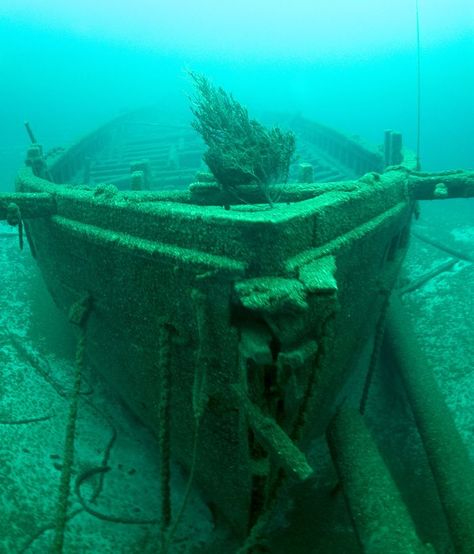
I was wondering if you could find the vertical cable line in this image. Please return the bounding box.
[415,0,422,170]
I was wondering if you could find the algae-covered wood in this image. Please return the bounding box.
[9,107,473,538]
[14,159,412,533]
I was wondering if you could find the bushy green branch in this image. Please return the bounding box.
[189,71,295,206]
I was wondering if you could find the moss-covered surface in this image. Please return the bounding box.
[14,162,416,538]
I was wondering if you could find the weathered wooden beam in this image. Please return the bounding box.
[384,294,474,553]
[399,258,458,294]
[0,193,56,220]
[408,169,474,200]
[412,231,474,262]
[232,385,313,481]
[188,179,357,206]
[327,406,434,553]
[384,130,404,166]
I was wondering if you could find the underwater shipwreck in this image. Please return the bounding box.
[1,75,474,553]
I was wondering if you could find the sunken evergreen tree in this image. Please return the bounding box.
[189,71,296,207]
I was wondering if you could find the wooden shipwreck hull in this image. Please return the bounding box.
[3,109,474,540]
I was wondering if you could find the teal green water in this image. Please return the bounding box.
[0,3,473,189]
[0,4,473,553]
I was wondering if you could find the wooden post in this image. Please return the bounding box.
[83,157,91,184]
[131,170,144,191]
[24,121,37,144]
[384,130,393,166]
[130,160,151,189]
[384,131,403,166]
[298,163,314,183]
[391,132,403,165]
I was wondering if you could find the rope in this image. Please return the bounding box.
[359,291,391,415]
[162,289,209,553]
[415,0,422,170]
[20,420,116,553]
[52,293,93,553]
[163,421,201,552]
[75,467,159,525]
[6,327,94,398]
[158,324,172,550]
